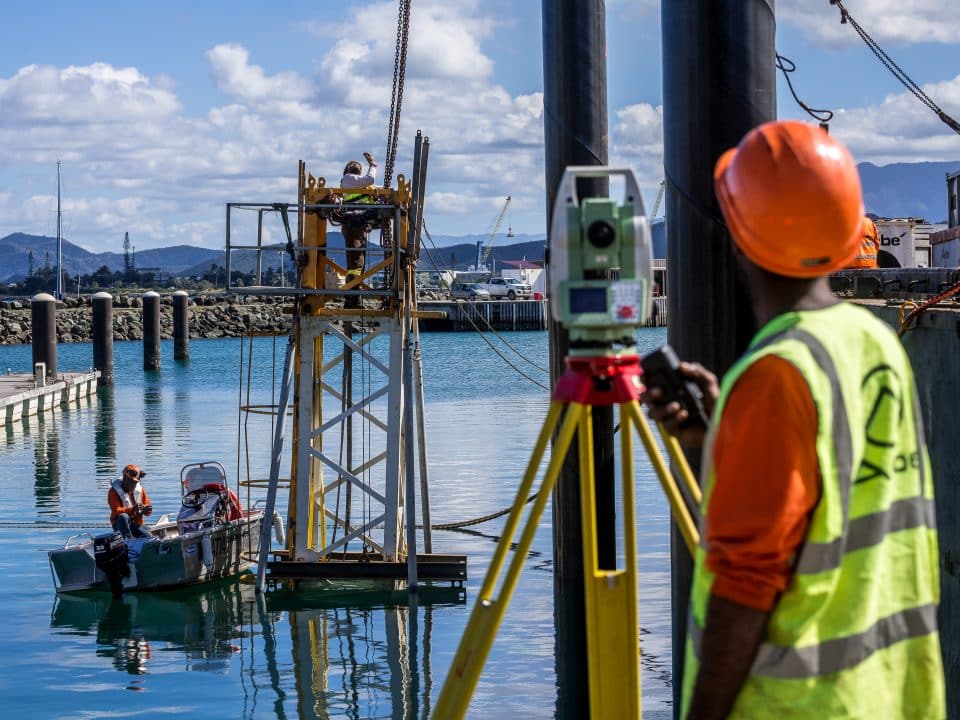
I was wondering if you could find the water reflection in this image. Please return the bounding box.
[173,388,192,455]
[50,580,465,719]
[263,584,463,720]
[143,380,163,456]
[33,416,61,510]
[94,387,117,481]
[51,581,247,676]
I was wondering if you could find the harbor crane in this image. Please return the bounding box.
[474,196,513,271]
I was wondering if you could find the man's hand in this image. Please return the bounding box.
[642,361,719,447]
[141,504,153,517]
[363,151,377,167]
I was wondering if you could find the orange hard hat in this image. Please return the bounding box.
[714,120,864,278]
[122,464,143,480]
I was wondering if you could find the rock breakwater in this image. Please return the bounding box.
[0,294,290,345]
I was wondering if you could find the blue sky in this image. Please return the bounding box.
[1,0,958,252]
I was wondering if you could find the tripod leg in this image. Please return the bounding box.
[656,422,702,506]
[622,400,700,554]
[578,405,642,719]
[433,402,584,720]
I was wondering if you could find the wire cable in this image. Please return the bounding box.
[420,221,551,379]
[776,53,834,124]
[418,232,550,391]
[828,0,960,135]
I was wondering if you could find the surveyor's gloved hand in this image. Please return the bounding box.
[642,361,718,448]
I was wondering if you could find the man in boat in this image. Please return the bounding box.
[644,121,944,718]
[340,151,378,309]
[108,464,153,540]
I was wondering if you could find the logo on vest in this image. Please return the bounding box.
[856,364,919,483]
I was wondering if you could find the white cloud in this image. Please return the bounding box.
[0,2,550,252]
[823,73,960,164]
[0,63,180,127]
[779,0,960,45]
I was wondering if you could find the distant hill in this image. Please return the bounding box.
[0,233,221,282]
[859,161,959,221]
[1,159,954,281]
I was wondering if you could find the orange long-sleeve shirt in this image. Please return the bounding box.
[705,355,821,611]
[108,486,151,526]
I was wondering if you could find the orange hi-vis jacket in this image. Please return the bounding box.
[108,479,150,526]
[847,217,879,269]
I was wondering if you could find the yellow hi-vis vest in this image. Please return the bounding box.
[681,302,945,719]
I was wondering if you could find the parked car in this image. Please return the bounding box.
[478,277,533,300]
[449,283,491,301]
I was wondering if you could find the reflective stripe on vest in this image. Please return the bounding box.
[681,303,944,718]
[688,603,938,679]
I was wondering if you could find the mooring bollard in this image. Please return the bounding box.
[142,291,161,371]
[31,293,57,380]
[173,290,189,360]
[92,292,114,385]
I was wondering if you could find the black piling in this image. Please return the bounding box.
[31,293,57,381]
[173,291,189,361]
[92,292,114,385]
[543,0,610,715]
[661,0,776,712]
[142,291,161,371]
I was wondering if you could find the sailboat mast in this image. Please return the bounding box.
[55,159,62,300]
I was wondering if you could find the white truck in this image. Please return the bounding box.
[479,277,532,300]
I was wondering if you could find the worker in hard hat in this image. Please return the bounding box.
[108,463,153,539]
[846,215,880,268]
[644,121,944,719]
[340,151,378,309]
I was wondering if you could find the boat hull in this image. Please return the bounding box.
[49,513,263,593]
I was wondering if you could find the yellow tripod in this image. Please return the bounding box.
[432,353,701,719]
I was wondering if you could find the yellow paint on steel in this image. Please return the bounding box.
[623,401,699,553]
[432,402,576,720]
[657,422,703,505]
[578,406,642,719]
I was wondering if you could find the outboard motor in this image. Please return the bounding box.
[94,531,130,598]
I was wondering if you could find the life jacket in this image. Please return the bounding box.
[110,478,145,525]
[681,302,944,719]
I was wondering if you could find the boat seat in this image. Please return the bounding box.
[183,465,227,494]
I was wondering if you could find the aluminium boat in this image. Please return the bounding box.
[48,461,266,594]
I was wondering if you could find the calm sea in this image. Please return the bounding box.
[0,328,673,719]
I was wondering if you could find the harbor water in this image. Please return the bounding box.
[0,329,672,719]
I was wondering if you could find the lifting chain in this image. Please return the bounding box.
[383,0,412,191]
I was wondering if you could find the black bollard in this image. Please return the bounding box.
[142,291,161,371]
[543,0,610,715]
[92,292,114,385]
[173,291,189,360]
[31,293,57,381]
[662,1,776,713]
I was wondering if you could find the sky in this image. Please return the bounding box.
[1,0,959,253]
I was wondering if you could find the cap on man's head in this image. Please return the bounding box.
[122,464,143,481]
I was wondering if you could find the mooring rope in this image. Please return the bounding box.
[0,521,111,529]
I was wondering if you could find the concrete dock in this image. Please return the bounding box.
[0,371,99,424]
